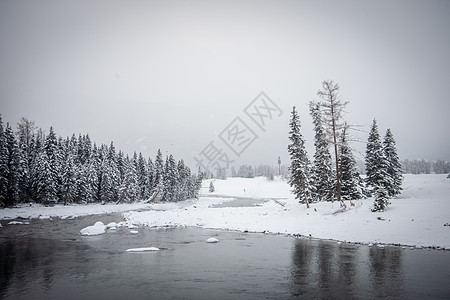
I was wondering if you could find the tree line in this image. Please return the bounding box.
[401,159,450,175]
[0,116,202,208]
[288,80,402,212]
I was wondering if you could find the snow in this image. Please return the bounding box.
[80,221,107,236]
[0,201,151,221]
[126,247,160,252]
[206,237,219,243]
[129,230,139,234]
[7,221,29,225]
[123,175,450,249]
[1,174,449,249]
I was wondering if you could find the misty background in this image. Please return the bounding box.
[1,0,449,170]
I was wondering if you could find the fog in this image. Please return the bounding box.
[1,0,449,169]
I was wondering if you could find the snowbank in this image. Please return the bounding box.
[0,201,151,221]
[125,175,450,249]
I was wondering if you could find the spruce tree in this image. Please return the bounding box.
[338,125,364,201]
[309,101,333,202]
[154,149,164,190]
[0,116,8,206]
[365,119,391,211]
[5,123,20,206]
[118,159,139,203]
[209,181,215,192]
[136,153,148,200]
[383,129,403,197]
[287,106,312,207]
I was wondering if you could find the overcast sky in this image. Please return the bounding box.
[1,0,449,170]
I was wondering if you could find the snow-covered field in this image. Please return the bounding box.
[124,174,450,249]
[1,174,449,249]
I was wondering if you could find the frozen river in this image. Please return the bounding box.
[1,213,450,299]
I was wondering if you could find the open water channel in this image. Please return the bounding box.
[1,211,450,299]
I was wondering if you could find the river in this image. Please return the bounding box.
[1,213,450,299]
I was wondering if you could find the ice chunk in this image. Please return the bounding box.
[106,222,118,230]
[7,221,29,225]
[130,230,139,234]
[206,237,219,243]
[80,221,106,236]
[126,247,160,252]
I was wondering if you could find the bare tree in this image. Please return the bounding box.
[317,80,348,207]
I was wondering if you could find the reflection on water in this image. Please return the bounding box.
[1,216,450,299]
[369,246,404,298]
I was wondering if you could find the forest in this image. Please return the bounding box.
[0,116,202,208]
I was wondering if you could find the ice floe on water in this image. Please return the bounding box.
[80,221,107,236]
[126,247,160,252]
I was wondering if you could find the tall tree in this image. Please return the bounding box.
[4,123,20,206]
[136,152,148,200]
[118,159,139,203]
[309,101,334,202]
[317,80,348,207]
[383,129,403,197]
[338,124,364,202]
[365,119,391,211]
[287,106,312,207]
[0,116,8,206]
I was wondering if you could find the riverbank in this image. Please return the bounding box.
[1,174,449,249]
[124,174,450,249]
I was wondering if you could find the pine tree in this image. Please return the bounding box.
[146,157,155,198]
[383,129,403,197]
[194,166,203,198]
[0,116,9,206]
[287,106,312,207]
[162,154,178,202]
[118,159,139,203]
[154,149,164,190]
[43,127,60,203]
[136,153,148,200]
[338,124,364,201]
[209,181,215,192]
[365,119,391,211]
[309,101,334,202]
[61,152,77,205]
[5,123,20,206]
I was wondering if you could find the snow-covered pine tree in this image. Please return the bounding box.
[43,127,60,203]
[136,153,148,200]
[61,151,77,205]
[287,106,312,207]
[209,181,215,192]
[118,159,139,203]
[5,123,20,206]
[162,154,178,202]
[0,116,8,206]
[365,119,391,211]
[194,166,203,198]
[146,157,154,198]
[338,124,364,202]
[153,149,164,190]
[309,101,334,202]
[383,129,403,197]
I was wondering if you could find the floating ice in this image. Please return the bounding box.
[80,221,106,236]
[126,247,160,252]
[206,237,219,243]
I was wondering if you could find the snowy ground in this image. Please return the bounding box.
[123,174,450,249]
[1,174,449,249]
[0,201,150,220]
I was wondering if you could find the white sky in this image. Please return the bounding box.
[1,0,449,169]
